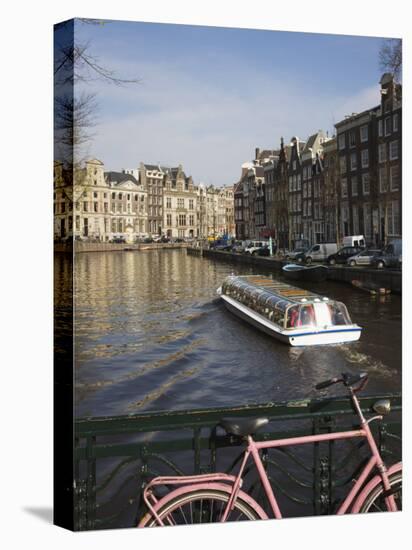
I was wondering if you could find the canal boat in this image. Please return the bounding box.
[282,263,328,283]
[217,275,362,346]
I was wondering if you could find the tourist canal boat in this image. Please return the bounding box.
[217,275,362,346]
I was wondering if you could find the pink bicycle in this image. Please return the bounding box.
[139,372,402,526]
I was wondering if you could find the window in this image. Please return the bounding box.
[166,197,172,208]
[340,156,347,174]
[363,203,372,238]
[127,194,130,200]
[361,149,369,168]
[352,205,359,234]
[178,198,184,208]
[389,140,399,160]
[349,131,356,147]
[338,134,345,150]
[61,202,66,214]
[94,202,98,213]
[93,192,98,198]
[378,120,383,137]
[112,192,116,199]
[341,178,348,198]
[393,113,399,132]
[378,144,387,163]
[293,160,297,170]
[189,199,194,210]
[360,125,368,142]
[350,153,357,171]
[104,203,108,213]
[362,173,370,195]
[351,177,358,197]
[119,193,123,200]
[379,167,388,193]
[166,214,172,226]
[189,215,194,226]
[390,165,400,191]
[384,117,392,136]
[83,202,88,212]
[307,200,312,217]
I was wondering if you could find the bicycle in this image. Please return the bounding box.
[139,372,402,526]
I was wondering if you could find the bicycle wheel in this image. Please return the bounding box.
[144,489,261,526]
[359,472,402,513]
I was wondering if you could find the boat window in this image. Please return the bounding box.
[299,305,316,327]
[327,302,351,325]
[286,306,300,328]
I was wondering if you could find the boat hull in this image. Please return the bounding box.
[282,264,328,283]
[221,295,361,347]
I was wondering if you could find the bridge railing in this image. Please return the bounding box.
[74,393,401,530]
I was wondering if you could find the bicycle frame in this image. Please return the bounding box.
[141,390,400,526]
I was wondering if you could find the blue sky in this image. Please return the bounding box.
[74,19,389,186]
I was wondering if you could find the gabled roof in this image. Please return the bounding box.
[141,163,162,171]
[105,171,139,186]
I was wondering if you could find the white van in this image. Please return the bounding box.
[342,235,365,248]
[304,243,338,264]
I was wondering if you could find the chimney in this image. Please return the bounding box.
[255,147,260,161]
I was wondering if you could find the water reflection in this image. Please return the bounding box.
[54,249,402,418]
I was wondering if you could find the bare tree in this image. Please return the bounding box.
[379,38,402,82]
[54,19,140,166]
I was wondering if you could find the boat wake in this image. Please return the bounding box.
[337,347,397,377]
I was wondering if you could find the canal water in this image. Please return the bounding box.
[66,249,401,418]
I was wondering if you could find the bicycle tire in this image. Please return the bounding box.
[358,472,402,513]
[143,489,262,526]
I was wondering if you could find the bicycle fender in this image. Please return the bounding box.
[351,462,402,513]
[138,481,269,526]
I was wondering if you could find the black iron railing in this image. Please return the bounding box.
[74,393,401,530]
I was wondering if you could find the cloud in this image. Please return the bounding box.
[83,58,381,186]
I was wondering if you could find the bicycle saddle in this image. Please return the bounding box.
[220,417,269,437]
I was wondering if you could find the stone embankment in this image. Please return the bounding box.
[55,242,188,253]
[187,247,402,294]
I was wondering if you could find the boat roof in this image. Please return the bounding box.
[225,275,329,305]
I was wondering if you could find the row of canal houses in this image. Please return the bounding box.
[234,74,402,249]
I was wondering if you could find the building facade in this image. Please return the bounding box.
[139,163,165,236]
[162,165,197,239]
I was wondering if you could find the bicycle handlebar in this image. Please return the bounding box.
[315,372,368,391]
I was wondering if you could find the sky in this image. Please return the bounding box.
[73,19,389,186]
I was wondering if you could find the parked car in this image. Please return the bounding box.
[252,246,271,256]
[372,239,402,269]
[327,246,364,265]
[286,247,309,262]
[245,240,269,255]
[304,243,338,264]
[232,240,246,253]
[347,249,382,267]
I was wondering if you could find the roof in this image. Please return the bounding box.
[141,163,164,172]
[230,275,325,304]
[104,171,139,185]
